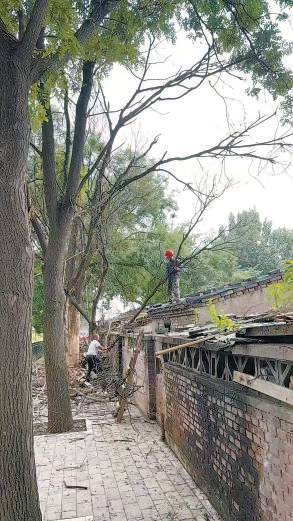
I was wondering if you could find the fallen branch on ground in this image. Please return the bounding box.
[64,481,88,490]
[116,332,143,423]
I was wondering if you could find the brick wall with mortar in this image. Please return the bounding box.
[122,335,156,419]
[121,335,187,425]
[122,334,190,425]
[164,363,293,521]
[154,335,189,425]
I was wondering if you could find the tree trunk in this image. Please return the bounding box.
[65,218,82,367]
[66,302,81,367]
[0,57,42,519]
[88,265,109,337]
[43,232,74,433]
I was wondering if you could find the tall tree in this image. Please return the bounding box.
[41,61,94,433]
[0,4,49,520]
[0,2,124,519]
[18,1,188,437]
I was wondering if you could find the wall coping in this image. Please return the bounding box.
[120,333,293,364]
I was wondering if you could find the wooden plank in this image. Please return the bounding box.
[237,322,293,337]
[155,335,215,357]
[232,343,293,362]
[233,371,293,406]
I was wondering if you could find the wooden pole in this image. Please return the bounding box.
[155,334,215,357]
[116,332,143,423]
[233,371,293,406]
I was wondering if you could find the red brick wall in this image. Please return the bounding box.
[164,363,293,521]
[120,334,293,521]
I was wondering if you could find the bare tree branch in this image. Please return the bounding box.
[65,289,91,324]
[63,86,71,186]
[31,210,48,254]
[30,141,42,157]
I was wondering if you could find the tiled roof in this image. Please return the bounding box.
[109,270,283,326]
[147,269,283,319]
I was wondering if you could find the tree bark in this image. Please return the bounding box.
[65,218,83,366]
[43,230,74,433]
[66,302,81,367]
[0,52,42,519]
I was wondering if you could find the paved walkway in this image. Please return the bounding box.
[35,402,222,521]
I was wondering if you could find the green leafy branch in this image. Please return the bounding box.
[267,260,293,310]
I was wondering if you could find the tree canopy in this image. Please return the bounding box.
[1,1,292,107]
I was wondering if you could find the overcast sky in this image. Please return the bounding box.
[102,32,293,235]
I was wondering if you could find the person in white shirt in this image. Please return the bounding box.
[85,334,102,382]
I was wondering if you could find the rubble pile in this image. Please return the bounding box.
[32,356,119,427]
[187,311,293,343]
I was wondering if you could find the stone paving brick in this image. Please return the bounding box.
[124,503,143,519]
[137,496,154,510]
[142,508,160,521]
[35,403,223,521]
[93,508,110,520]
[121,492,137,504]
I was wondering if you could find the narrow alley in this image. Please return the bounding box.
[35,402,222,521]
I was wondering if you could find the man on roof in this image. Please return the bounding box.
[165,249,182,303]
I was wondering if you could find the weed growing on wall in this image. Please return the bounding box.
[207,301,237,332]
